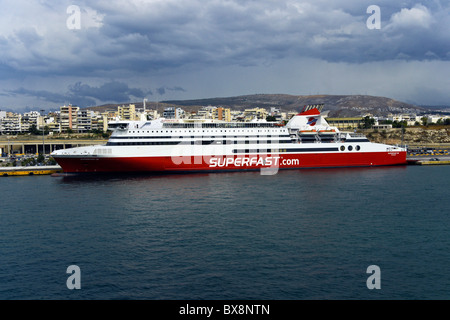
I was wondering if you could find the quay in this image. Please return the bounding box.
[0,138,107,155]
[407,159,450,166]
[407,145,450,166]
[407,154,450,166]
[419,160,450,165]
[0,165,62,176]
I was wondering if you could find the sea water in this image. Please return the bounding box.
[1,165,449,299]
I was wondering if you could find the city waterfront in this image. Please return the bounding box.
[1,165,450,300]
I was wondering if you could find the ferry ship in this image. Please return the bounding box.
[51,106,407,173]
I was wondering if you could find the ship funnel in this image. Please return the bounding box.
[286,107,335,131]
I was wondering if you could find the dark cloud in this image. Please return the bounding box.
[6,81,153,107]
[156,86,186,96]
[85,0,450,67]
[68,81,147,102]
[157,87,165,96]
[6,87,97,107]
[1,1,449,77]
[1,1,450,108]
[7,87,68,103]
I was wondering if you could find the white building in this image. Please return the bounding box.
[77,110,95,133]
[0,112,21,134]
[21,111,41,132]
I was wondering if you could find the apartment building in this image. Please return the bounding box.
[212,107,231,122]
[118,104,136,120]
[0,112,22,134]
[60,105,80,132]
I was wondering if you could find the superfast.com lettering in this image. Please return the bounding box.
[209,156,281,168]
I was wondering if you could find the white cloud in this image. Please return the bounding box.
[388,4,433,29]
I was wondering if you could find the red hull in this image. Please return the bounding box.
[54,151,407,173]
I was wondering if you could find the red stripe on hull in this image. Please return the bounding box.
[54,151,407,173]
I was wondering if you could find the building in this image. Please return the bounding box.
[163,107,184,119]
[21,111,41,132]
[175,107,185,119]
[230,110,245,122]
[60,105,80,132]
[0,112,21,134]
[142,109,159,121]
[190,106,216,120]
[326,117,364,129]
[118,104,136,120]
[77,110,93,133]
[98,113,110,132]
[427,115,450,124]
[373,124,393,130]
[46,113,61,133]
[385,113,418,126]
[243,108,268,121]
[163,107,175,119]
[0,110,45,133]
[270,107,281,115]
[212,107,231,122]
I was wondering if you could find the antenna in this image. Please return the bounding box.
[143,98,147,112]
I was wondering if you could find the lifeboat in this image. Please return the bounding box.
[299,129,317,134]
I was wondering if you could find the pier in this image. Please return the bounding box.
[1,165,62,176]
[407,158,450,165]
[407,145,450,166]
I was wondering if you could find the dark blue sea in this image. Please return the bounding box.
[1,165,450,300]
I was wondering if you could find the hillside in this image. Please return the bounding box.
[162,94,425,117]
[86,94,426,117]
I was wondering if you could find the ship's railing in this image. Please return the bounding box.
[386,146,406,151]
[348,133,366,138]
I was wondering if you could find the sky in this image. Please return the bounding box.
[0,0,449,112]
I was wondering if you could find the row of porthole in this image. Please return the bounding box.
[340,145,361,151]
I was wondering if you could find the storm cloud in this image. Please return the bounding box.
[6,81,153,107]
[1,0,449,108]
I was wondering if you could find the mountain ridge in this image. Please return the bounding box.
[86,94,428,117]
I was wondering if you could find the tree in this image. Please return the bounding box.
[392,120,407,128]
[361,116,375,129]
[37,154,45,163]
[266,115,276,122]
[46,157,57,165]
[28,124,40,135]
[421,116,428,126]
